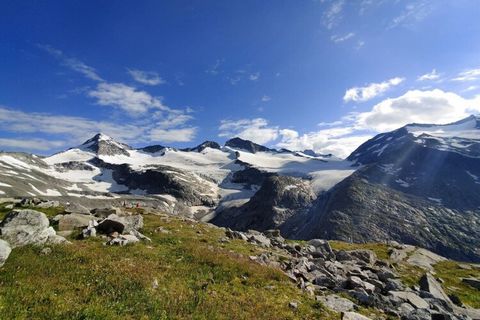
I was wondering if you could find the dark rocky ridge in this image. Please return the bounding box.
[225,137,274,153]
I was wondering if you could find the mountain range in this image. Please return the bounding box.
[1,115,479,262]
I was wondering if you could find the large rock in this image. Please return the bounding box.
[341,312,372,320]
[65,203,90,215]
[96,219,125,235]
[57,213,98,231]
[348,250,377,265]
[106,214,143,233]
[0,239,11,267]
[389,291,429,309]
[317,294,357,313]
[419,273,452,303]
[0,209,67,247]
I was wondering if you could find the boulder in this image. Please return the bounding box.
[389,291,429,309]
[247,233,271,247]
[308,239,333,257]
[106,214,143,232]
[65,203,90,215]
[317,294,357,313]
[106,234,140,246]
[341,311,372,320]
[348,250,377,265]
[57,213,98,231]
[419,273,452,303]
[0,239,11,267]
[0,209,67,247]
[96,219,125,235]
[347,276,375,294]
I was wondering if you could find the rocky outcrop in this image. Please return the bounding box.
[181,141,221,152]
[212,175,315,234]
[225,229,479,320]
[0,239,11,267]
[0,209,68,248]
[225,137,274,153]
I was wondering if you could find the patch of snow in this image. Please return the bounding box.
[373,144,389,156]
[65,183,82,191]
[0,190,4,195]
[428,197,442,204]
[0,156,32,171]
[28,183,62,196]
[395,179,410,187]
[0,182,11,187]
[284,185,298,191]
[466,171,480,184]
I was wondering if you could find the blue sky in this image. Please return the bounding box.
[1,0,480,157]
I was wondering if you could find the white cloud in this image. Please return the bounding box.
[356,89,480,132]
[330,32,355,43]
[249,72,260,81]
[88,82,166,115]
[322,0,345,30]
[0,105,197,149]
[389,0,433,29]
[417,69,440,81]
[343,77,404,102]
[149,128,197,143]
[39,44,103,81]
[128,69,165,86]
[0,138,66,151]
[261,95,271,102]
[219,118,279,145]
[206,59,223,75]
[452,68,480,82]
[218,89,480,159]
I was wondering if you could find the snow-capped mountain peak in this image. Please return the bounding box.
[79,133,131,156]
[406,114,480,139]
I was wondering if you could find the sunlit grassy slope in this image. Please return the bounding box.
[0,213,335,320]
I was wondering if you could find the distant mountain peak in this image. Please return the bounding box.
[181,141,221,152]
[80,133,131,156]
[225,137,273,153]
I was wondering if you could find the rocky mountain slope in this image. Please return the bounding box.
[1,116,480,262]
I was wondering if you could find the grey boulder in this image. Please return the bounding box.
[0,239,11,267]
[0,209,68,247]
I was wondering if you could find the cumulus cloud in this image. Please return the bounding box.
[249,72,260,81]
[0,105,197,149]
[452,68,480,82]
[330,32,355,43]
[417,69,440,81]
[218,89,480,159]
[88,82,168,115]
[343,77,404,102]
[356,89,480,132]
[128,69,165,86]
[218,118,279,145]
[0,138,66,151]
[261,95,271,102]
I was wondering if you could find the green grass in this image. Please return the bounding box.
[0,214,337,320]
[433,261,480,308]
[329,240,390,261]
